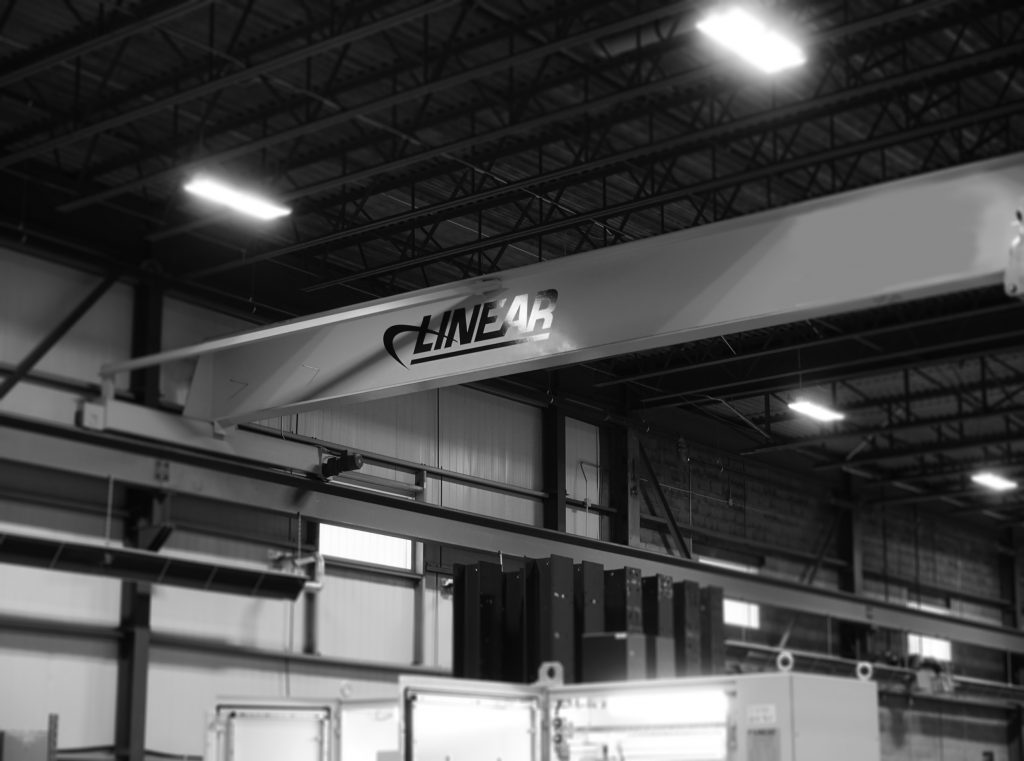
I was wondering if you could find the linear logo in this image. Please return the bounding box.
[383,289,558,368]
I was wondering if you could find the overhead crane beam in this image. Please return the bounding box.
[100,156,1023,425]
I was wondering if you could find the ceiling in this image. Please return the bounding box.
[1,0,1023,522]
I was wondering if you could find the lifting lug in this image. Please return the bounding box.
[1007,203,1024,299]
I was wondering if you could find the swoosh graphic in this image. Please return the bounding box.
[382,324,445,368]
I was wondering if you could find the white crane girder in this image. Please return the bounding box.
[105,156,1022,424]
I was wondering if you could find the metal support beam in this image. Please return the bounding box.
[637,441,692,558]
[542,382,566,532]
[115,492,152,761]
[605,423,640,546]
[0,0,213,89]
[0,270,118,401]
[130,274,163,406]
[5,384,1024,653]
[776,510,842,650]
[0,0,458,170]
[748,403,1024,456]
[1007,528,1024,630]
[120,156,1019,424]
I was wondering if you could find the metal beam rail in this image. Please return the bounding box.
[244,422,548,503]
[2,383,1024,653]
[0,612,445,682]
[105,155,1020,424]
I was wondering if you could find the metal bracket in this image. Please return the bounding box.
[1007,203,1024,298]
[211,419,233,439]
[77,399,108,431]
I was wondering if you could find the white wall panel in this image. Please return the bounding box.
[161,298,257,406]
[565,417,600,504]
[294,392,439,482]
[317,571,415,663]
[151,587,302,650]
[439,387,542,490]
[421,574,453,671]
[439,482,543,524]
[0,247,132,388]
[566,506,602,539]
[0,631,117,744]
[0,565,120,625]
[147,650,287,754]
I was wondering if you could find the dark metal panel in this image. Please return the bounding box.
[543,395,567,532]
[700,586,725,675]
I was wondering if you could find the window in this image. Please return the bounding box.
[907,633,951,662]
[723,598,761,629]
[699,556,761,629]
[905,601,952,661]
[319,524,413,570]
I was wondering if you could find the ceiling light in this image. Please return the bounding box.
[184,176,291,220]
[696,7,806,73]
[971,472,1018,492]
[788,400,845,422]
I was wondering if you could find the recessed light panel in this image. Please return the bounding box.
[184,176,291,220]
[971,472,1018,492]
[697,7,806,73]
[788,400,845,422]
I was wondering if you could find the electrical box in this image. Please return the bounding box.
[399,671,879,761]
[204,699,340,761]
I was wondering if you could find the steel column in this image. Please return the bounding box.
[542,382,567,532]
[605,423,640,546]
[115,491,153,761]
[130,275,164,407]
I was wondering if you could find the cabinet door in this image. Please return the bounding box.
[400,676,541,761]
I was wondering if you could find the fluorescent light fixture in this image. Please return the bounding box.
[184,176,291,220]
[971,471,1018,492]
[697,7,806,73]
[788,399,845,422]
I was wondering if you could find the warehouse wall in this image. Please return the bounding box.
[1,244,1021,760]
[637,427,1010,670]
[879,695,1011,761]
[253,385,544,525]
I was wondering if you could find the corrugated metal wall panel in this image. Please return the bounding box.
[317,570,416,663]
[421,574,453,671]
[160,297,257,406]
[147,650,287,753]
[565,417,601,504]
[0,630,117,745]
[301,392,438,462]
[0,247,133,388]
[0,565,121,625]
[163,528,289,565]
[439,387,542,490]
[439,482,543,524]
[150,587,302,651]
[565,506,602,539]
